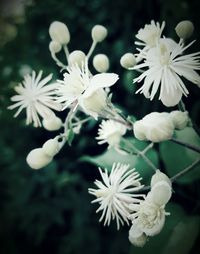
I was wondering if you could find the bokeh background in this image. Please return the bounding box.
[0,0,200,253]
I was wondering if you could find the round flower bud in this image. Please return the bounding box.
[91,25,107,42]
[93,54,109,73]
[169,110,189,130]
[120,53,136,69]
[151,170,172,188]
[49,21,70,45]
[151,181,172,206]
[133,112,174,143]
[68,50,86,67]
[175,20,194,39]
[42,139,60,157]
[26,148,52,170]
[49,40,62,53]
[42,116,63,131]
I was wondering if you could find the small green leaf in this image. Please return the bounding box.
[160,127,200,184]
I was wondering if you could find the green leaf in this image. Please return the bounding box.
[160,127,200,184]
[80,137,159,183]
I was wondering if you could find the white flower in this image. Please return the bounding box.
[133,38,200,106]
[56,61,118,117]
[8,71,61,127]
[133,112,174,142]
[88,163,144,229]
[135,20,165,47]
[96,119,127,148]
[129,195,166,237]
[26,148,53,170]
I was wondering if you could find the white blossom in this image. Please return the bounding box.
[56,61,118,118]
[96,119,127,148]
[133,38,200,106]
[135,20,165,47]
[88,163,144,229]
[8,71,61,127]
[129,194,167,237]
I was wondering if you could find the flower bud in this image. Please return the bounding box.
[49,40,62,53]
[49,21,70,45]
[42,116,63,131]
[129,232,147,247]
[26,148,52,170]
[93,54,109,73]
[42,139,60,157]
[68,50,86,67]
[120,53,136,69]
[133,112,174,142]
[151,181,172,206]
[169,110,189,130]
[91,25,107,42]
[175,20,194,39]
[151,170,171,188]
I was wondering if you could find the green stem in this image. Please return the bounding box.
[170,138,200,153]
[121,138,157,172]
[171,158,200,182]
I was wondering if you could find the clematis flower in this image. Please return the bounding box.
[56,60,119,118]
[133,38,200,106]
[88,163,144,230]
[96,119,127,148]
[8,71,61,127]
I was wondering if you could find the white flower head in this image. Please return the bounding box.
[133,112,174,142]
[136,20,165,47]
[96,119,127,148]
[129,195,166,237]
[133,38,200,106]
[56,60,118,118]
[8,71,61,127]
[88,163,144,230]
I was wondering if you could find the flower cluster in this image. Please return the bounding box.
[7,19,200,248]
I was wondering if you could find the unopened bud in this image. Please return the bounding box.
[49,41,62,53]
[151,170,171,187]
[133,112,174,143]
[49,21,70,45]
[68,50,86,67]
[93,54,109,72]
[175,20,194,39]
[151,181,172,206]
[26,148,52,170]
[43,116,63,131]
[129,224,147,247]
[120,53,136,69]
[91,25,107,42]
[42,139,60,157]
[169,110,189,130]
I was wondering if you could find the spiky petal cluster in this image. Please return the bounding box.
[133,23,200,107]
[88,163,144,230]
[8,71,61,127]
[96,119,127,148]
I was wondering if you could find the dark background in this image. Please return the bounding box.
[0,0,200,253]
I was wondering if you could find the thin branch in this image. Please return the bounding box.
[171,158,200,182]
[170,138,200,154]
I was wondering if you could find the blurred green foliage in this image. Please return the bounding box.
[0,0,200,253]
